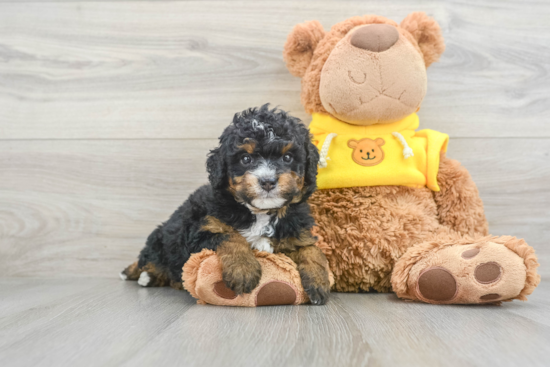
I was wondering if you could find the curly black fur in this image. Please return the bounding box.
[122,104,328,303]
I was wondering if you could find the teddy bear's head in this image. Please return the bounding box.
[283,12,445,126]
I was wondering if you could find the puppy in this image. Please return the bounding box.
[120,104,330,305]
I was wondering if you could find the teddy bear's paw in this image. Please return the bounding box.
[183,249,310,307]
[404,239,539,305]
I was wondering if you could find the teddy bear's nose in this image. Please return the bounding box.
[350,24,399,52]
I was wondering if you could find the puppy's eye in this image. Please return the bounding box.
[283,154,293,163]
[241,155,252,165]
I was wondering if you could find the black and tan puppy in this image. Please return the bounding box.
[120,104,330,304]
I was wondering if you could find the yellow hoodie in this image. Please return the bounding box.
[309,113,449,191]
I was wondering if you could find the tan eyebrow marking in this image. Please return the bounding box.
[237,138,256,154]
[282,142,293,154]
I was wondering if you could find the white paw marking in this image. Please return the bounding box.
[119,272,127,281]
[138,272,150,287]
[253,237,274,253]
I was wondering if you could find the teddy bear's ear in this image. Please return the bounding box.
[400,12,445,68]
[375,138,385,146]
[283,20,326,77]
[347,139,358,149]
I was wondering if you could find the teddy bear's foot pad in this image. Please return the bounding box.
[394,237,540,304]
[212,279,298,306]
[416,267,457,302]
[255,281,298,306]
[213,281,238,300]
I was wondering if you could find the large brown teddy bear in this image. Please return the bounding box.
[283,12,540,304]
[182,12,540,306]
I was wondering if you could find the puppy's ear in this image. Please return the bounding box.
[283,20,326,77]
[400,12,445,67]
[302,135,320,200]
[206,147,227,190]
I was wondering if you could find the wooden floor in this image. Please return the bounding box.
[1,278,549,367]
[1,1,549,366]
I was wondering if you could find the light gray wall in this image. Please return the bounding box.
[1,0,548,278]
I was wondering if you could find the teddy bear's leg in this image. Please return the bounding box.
[391,236,540,304]
[182,249,333,306]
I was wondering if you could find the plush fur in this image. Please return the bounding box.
[283,20,326,78]
[309,155,489,292]
[121,105,331,304]
[400,12,446,67]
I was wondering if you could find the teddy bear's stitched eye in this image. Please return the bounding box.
[372,149,375,152]
[283,154,293,163]
[360,150,363,153]
[241,155,252,165]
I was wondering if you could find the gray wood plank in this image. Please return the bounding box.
[0,278,196,367]
[0,277,548,367]
[331,282,550,367]
[1,0,549,139]
[0,138,548,278]
[0,139,214,278]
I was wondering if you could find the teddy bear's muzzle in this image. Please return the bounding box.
[350,24,399,52]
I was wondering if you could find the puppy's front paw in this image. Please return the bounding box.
[300,269,330,305]
[304,284,329,305]
[222,255,262,295]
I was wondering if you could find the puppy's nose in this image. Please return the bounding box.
[259,178,277,192]
[350,24,399,52]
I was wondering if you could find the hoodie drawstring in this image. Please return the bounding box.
[392,132,414,159]
[318,133,338,168]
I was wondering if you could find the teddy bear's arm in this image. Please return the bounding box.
[432,153,489,236]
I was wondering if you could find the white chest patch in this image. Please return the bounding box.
[238,213,275,253]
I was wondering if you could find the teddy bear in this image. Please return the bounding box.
[182,12,540,306]
[283,12,540,304]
